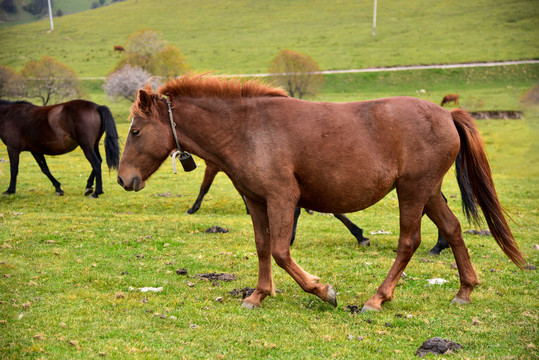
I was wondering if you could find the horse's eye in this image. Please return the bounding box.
[131,129,140,136]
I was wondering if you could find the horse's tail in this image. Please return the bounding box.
[451,108,525,268]
[97,105,120,170]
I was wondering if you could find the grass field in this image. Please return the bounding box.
[0,0,538,358]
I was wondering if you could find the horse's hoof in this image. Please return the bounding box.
[361,303,381,312]
[358,239,370,247]
[90,193,99,199]
[2,191,14,196]
[84,187,93,196]
[325,284,337,307]
[451,296,471,305]
[56,190,64,196]
[241,300,260,310]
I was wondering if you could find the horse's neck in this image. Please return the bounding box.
[177,98,246,173]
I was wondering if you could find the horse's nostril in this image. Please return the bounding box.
[117,176,125,188]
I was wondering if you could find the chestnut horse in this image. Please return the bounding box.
[0,99,120,197]
[187,159,370,246]
[441,94,459,107]
[188,159,451,254]
[117,74,524,311]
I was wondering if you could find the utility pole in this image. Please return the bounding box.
[372,0,377,37]
[47,0,54,31]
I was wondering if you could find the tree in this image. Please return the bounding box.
[104,64,161,102]
[0,65,24,99]
[19,56,85,105]
[115,29,190,79]
[268,49,325,99]
[1,0,17,13]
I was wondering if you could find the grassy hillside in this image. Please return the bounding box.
[0,0,104,28]
[0,0,537,77]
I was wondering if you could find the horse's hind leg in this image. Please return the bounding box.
[187,163,219,214]
[81,145,103,198]
[3,148,20,195]
[424,191,479,304]
[31,152,63,195]
[427,192,450,255]
[333,213,370,246]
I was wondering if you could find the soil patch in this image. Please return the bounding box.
[229,287,255,299]
[416,337,462,357]
[470,110,522,119]
[195,272,236,282]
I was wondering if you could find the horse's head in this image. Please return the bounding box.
[117,89,174,192]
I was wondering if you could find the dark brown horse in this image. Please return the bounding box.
[0,99,120,197]
[441,94,459,107]
[117,74,524,311]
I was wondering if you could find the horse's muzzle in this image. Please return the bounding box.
[117,175,144,192]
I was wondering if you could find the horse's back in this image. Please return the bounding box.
[246,96,460,213]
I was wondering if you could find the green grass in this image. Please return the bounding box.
[0,0,538,358]
[0,0,537,76]
[0,111,538,359]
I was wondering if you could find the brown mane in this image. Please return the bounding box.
[158,72,289,99]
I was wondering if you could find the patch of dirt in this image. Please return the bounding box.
[195,272,236,282]
[205,226,229,233]
[416,337,462,357]
[229,287,255,299]
[470,111,522,119]
[464,229,491,236]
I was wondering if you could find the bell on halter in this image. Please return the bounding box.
[179,152,197,172]
[171,150,197,173]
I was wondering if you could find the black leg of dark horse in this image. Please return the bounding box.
[241,195,250,215]
[84,145,102,196]
[333,213,370,246]
[81,147,103,198]
[3,148,20,195]
[289,207,302,246]
[31,152,64,195]
[427,192,450,255]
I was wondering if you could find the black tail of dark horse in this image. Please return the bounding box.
[97,105,120,170]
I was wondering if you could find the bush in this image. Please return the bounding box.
[115,29,190,79]
[0,65,24,99]
[268,49,324,99]
[104,64,161,102]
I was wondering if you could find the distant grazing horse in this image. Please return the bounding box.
[441,94,459,107]
[117,74,524,311]
[188,159,451,253]
[113,45,125,52]
[0,99,120,197]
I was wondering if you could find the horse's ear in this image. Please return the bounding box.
[138,89,153,113]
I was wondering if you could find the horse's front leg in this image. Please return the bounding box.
[267,200,337,307]
[3,148,20,195]
[241,198,275,309]
[31,152,64,195]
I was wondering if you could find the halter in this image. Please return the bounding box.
[165,97,197,173]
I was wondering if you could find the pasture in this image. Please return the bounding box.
[0,0,538,358]
[0,108,537,358]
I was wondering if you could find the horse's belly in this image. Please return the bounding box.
[296,171,396,214]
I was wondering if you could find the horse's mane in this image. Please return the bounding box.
[158,73,289,99]
[0,99,34,106]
